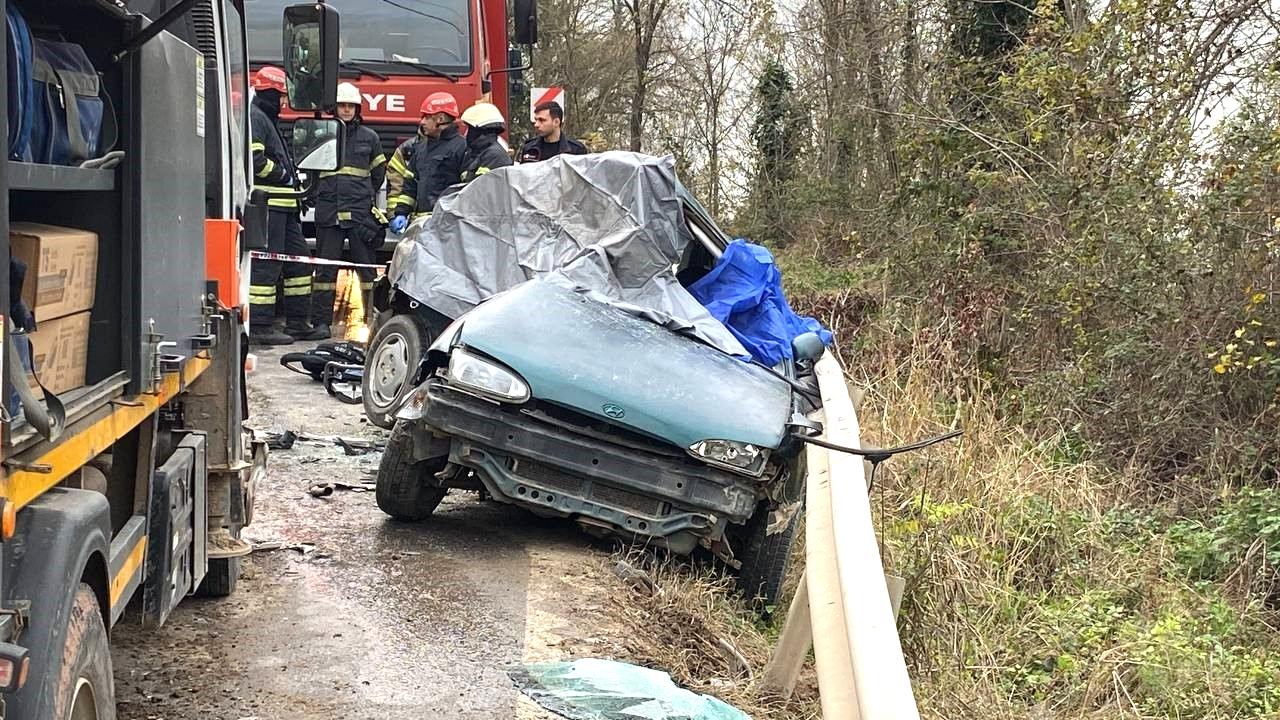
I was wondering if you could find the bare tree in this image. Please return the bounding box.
[670,0,761,213]
[536,0,634,145]
[618,0,679,151]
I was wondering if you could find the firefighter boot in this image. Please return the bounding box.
[250,326,296,346]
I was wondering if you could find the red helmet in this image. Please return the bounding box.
[251,66,287,94]
[420,92,460,118]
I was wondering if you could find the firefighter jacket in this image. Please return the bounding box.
[314,119,387,228]
[386,130,425,206]
[250,94,299,211]
[460,130,513,183]
[390,124,466,217]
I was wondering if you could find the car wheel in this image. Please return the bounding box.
[733,455,806,610]
[734,503,799,609]
[53,584,116,720]
[376,421,449,521]
[363,314,427,429]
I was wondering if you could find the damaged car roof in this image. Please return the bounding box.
[387,151,748,357]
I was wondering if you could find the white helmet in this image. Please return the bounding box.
[461,102,505,130]
[335,82,361,106]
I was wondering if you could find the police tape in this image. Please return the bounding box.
[248,250,386,270]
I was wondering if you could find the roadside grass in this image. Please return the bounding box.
[604,550,821,720]
[776,242,1280,719]
[608,242,1280,720]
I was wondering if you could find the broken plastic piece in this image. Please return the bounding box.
[509,658,749,720]
[264,430,298,450]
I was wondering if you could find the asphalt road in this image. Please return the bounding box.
[111,343,630,719]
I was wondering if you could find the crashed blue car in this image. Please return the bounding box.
[367,153,822,604]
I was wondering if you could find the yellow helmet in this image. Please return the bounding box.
[335,82,361,106]
[461,102,506,130]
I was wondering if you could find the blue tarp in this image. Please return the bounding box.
[688,240,833,366]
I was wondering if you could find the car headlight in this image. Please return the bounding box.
[688,439,770,477]
[448,348,530,403]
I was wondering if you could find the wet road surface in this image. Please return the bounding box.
[112,343,630,719]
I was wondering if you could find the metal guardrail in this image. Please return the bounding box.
[762,352,920,719]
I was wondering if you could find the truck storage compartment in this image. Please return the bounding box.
[4,0,135,449]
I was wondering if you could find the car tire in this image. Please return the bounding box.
[734,503,799,609]
[376,422,448,521]
[363,313,428,430]
[53,583,116,720]
[734,455,806,610]
[196,556,240,597]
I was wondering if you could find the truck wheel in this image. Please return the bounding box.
[363,314,426,429]
[53,584,115,720]
[196,556,240,597]
[734,504,799,610]
[376,422,448,521]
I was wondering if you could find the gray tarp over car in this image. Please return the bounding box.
[386,151,749,357]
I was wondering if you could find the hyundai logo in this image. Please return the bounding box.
[602,403,626,419]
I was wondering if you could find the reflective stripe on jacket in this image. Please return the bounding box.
[250,97,299,210]
[386,132,424,205]
[315,120,386,228]
[391,124,466,216]
[461,131,513,183]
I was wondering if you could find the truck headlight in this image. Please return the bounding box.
[688,439,770,477]
[448,348,530,403]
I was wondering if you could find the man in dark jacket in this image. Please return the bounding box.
[459,103,513,182]
[311,82,386,334]
[518,101,588,163]
[388,92,466,233]
[248,66,322,345]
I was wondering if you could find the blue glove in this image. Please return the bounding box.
[390,215,409,234]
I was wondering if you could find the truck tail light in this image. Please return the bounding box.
[0,500,15,541]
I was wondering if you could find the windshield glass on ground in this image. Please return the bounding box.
[245,0,473,74]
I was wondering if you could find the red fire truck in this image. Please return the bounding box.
[247,0,536,155]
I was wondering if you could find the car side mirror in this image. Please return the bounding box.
[792,332,825,362]
[513,0,538,45]
[282,3,339,111]
[292,118,345,172]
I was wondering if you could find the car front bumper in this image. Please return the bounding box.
[417,381,760,541]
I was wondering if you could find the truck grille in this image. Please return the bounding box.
[188,1,217,62]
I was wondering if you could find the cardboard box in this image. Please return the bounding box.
[27,312,91,395]
[10,222,98,321]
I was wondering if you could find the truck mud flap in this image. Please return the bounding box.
[142,433,207,629]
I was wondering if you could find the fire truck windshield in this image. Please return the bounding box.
[246,0,473,74]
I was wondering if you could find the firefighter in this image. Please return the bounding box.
[518,101,588,163]
[248,66,322,345]
[311,82,387,334]
[387,92,466,234]
[385,108,430,212]
[459,103,513,182]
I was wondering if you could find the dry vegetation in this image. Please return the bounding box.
[533,0,1280,715]
[605,550,821,719]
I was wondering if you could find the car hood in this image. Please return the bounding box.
[454,280,793,451]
